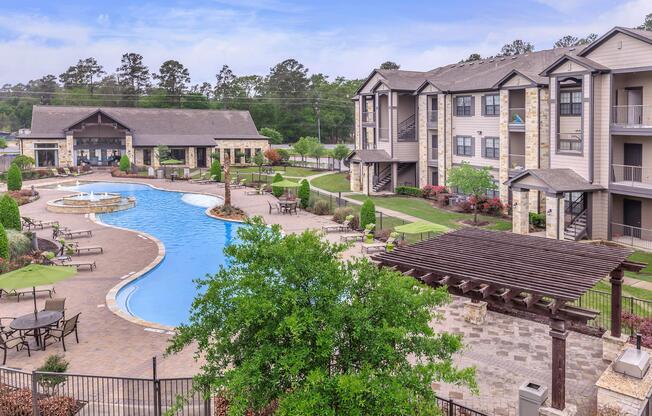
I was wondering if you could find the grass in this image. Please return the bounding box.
[348,195,511,231]
[625,251,652,282]
[230,166,322,178]
[311,172,350,193]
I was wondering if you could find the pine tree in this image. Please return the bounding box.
[0,194,21,230]
[7,163,22,191]
[298,179,310,209]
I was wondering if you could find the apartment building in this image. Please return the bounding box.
[348,26,652,248]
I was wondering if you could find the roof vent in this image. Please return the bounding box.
[500,57,506,61]
[613,335,650,379]
[569,47,576,51]
[511,56,517,60]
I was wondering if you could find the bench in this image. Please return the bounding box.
[61,229,93,239]
[340,234,362,242]
[73,245,104,255]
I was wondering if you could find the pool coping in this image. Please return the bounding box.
[65,179,243,333]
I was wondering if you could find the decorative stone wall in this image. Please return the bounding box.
[463,301,487,325]
[64,134,74,166]
[187,147,197,168]
[417,94,429,187]
[133,148,145,166]
[499,90,510,203]
[539,88,551,170]
[512,189,530,234]
[125,134,134,163]
[525,88,540,212]
[437,94,452,185]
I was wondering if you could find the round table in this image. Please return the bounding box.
[10,311,63,350]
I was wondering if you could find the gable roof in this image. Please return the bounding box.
[344,149,393,163]
[505,168,604,193]
[540,54,610,76]
[578,26,652,57]
[492,69,539,88]
[21,106,267,146]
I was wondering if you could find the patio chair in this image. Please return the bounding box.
[43,298,66,319]
[0,317,16,338]
[63,167,79,177]
[322,219,351,233]
[361,235,398,254]
[43,313,80,352]
[61,229,93,239]
[1,331,31,365]
[50,168,63,177]
[268,201,280,214]
[72,245,104,255]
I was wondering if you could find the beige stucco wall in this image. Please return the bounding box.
[20,139,68,166]
[611,195,652,231]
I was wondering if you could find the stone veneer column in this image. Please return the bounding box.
[539,88,550,169]
[125,134,134,164]
[512,189,529,235]
[63,134,74,167]
[188,147,197,168]
[417,94,428,188]
[498,90,510,203]
[354,99,361,149]
[545,194,565,240]
[350,162,362,192]
[525,88,540,212]
[437,94,452,186]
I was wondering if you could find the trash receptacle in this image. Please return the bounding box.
[519,381,548,416]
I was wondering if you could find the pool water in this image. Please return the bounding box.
[70,182,240,327]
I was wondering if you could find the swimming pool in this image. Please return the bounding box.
[68,182,240,328]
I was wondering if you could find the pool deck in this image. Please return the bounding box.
[0,172,607,414]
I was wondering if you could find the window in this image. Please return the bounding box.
[484,95,500,116]
[143,149,152,166]
[560,90,582,116]
[245,148,252,163]
[455,96,472,116]
[170,148,187,164]
[455,136,473,156]
[431,134,438,149]
[483,137,499,159]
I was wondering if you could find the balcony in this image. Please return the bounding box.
[361,111,375,125]
[508,108,525,132]
[378,128,389,142]
[508,154,525,177]
[611,164,652,190]
[557,132,583,153]
[612,105,652,131]
[427,110,438,128]
[429,147,438,162]
[611,222,652,251]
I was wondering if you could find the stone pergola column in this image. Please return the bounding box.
[125,134,134,164]
[512,188,530,235]
[545,193,565,240]
[391,162,398,192]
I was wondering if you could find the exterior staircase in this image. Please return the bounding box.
[372,163,411,192]
[564,210,588,241]
[397,114,416,141]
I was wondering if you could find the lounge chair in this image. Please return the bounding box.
[189,172,215,184]
[1,331,31,365]
[322,219,351,233]
[63,167,79,177]
[246,185,267,196]
[43,313,80,352]
[0,286,55,302]
[60,229,93,239]
[22,217,59,230]
[60,259,96,271]
[268,201,280,214]
[72,245,104,255]
[50,168,63,177]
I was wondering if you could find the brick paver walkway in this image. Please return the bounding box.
[0,172,607,415]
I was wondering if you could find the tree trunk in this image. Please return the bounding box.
[473,204,478,225]
[224,154,231,207]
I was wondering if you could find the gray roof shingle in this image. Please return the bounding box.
[22,106,267,146]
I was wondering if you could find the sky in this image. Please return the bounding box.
[0,0,649,85]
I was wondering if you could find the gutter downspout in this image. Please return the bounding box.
[589,73,595,183]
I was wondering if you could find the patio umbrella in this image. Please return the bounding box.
[0,264,77,317]
[394,221,449,240]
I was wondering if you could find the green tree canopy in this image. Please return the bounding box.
[116,53,151,97]
[119,155,130,172]
[331,144,350,171]
[447,162,497,224]
[167,218,476,415]
[553,34,597,48]
[499,40,534,56]
[298,179,310,209]
[260,127,283,144]
[0,223,8,260]
[379,61,400,70]
[210,159,222,182]
[292,136,318,165]
[638,13,652,30]
[360,198,376,229]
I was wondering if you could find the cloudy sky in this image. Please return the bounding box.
[0,0,649,85]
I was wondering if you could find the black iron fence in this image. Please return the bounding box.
[436,396,489,416]
[0,358,210,416]
[571,288,652,334]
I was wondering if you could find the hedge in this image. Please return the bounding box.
[395,186,423,197]
[211,160,222,182]
[0,224,8,260]
[271,172,284,197]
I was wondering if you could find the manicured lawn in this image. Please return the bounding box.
[625,251,652,282]
[348,195,511,231]
[231,166,323,177]
[311,172,350,193]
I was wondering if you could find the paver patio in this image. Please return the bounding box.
[0,171,609,415]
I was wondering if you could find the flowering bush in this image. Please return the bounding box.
[623,312,652,348]
[421,185,449,199]
[264,149,282,165]
[456,195,505,216]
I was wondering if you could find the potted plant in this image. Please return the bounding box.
[386,232,399,252]
[364,223,375,244]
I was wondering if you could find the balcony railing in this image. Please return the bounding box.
[557,132,583,152]
[508,154,525,170]
[611,164,652,188]
[362,111,375,124]
[612,222,652,250]
[508,108,526,126]
[429,147,438,161]
[427,110,438,127]
[612,105,652,128]
[378,127,389,142]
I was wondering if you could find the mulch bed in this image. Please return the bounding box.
[37,238,59,253]
[8,189,40,206]
[211,205,248,221]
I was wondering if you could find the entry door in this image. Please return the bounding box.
[624,143,643,182]
[627,88,643,125]
[624,198,642,238]
[431,168,438,186]
[196,148,207,168]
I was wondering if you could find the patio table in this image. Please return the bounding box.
[10,310,63,350]
[278,200,298,215]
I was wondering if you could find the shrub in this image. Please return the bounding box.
[359,198,376,229]
[0,224,8,261]
[311,200,331,215]
[7,163,22,191]
[529,212,546,228]
[7,229,31,259]
[211,160,222,182]
[271,173,284,197]
[0,194,21,230]
[623,312,652,348]
[0,387,32,415]
[395,186,423,197]
[421,185,449,199]
[333,207,359,230]
[264,148,282,165]
[37,354,70,391]
[456,195,505,217]
[298,180,310,209]
[276,148,291,164]
[119,155,130,172]
[39,395,78,416]
[11,155,35,170]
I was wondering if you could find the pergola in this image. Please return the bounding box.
[373,228,645,411]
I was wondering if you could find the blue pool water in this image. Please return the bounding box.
[69,182,240,328]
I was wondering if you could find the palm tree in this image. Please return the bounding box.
[223,153,231,208]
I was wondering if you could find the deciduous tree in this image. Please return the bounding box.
[447,162,497,224]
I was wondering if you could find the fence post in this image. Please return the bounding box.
[448,398,454,416]
[380,211,383,230]
[338,192,342,208]
[153,357,160,416]
[630,298,635,336]
[31,370,39,416]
